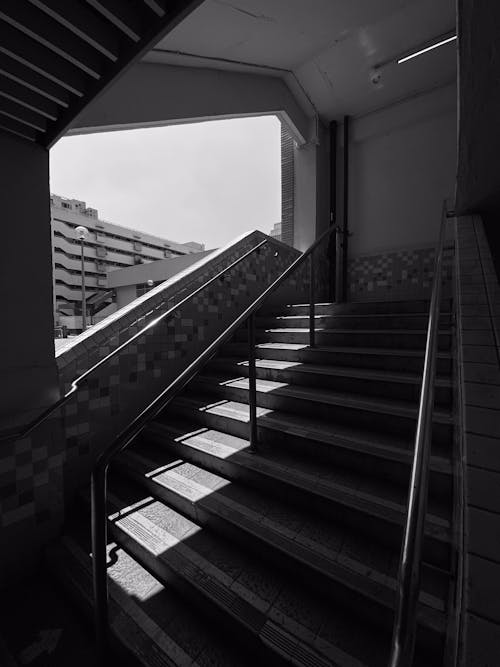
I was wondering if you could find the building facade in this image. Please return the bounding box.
[51,194,204,328]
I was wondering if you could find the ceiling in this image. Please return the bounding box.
[147,0,457,120]
[0,0,203,147]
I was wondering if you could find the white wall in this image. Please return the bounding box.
[346,83,457,256]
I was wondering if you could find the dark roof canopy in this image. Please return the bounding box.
[0,0,202,147]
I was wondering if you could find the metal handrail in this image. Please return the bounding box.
[388,202,449,666]
[91,223,336,662]
[0,238,269,444]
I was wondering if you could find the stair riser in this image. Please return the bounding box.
[114,464,446,652]
[207,360,452,407]
[109,519,292,667]
[190,381,454,444]
[163,404,452,506]
[235,329,452,351]
[257,314,452,331]
[145,428,452,563]
[263,299,452,317]
[222,343,453,375]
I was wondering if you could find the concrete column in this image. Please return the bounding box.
[0,132,60,431]
[293,121,330,251]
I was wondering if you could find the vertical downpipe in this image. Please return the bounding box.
[247,314,258,450]
[329,120,338,302]
[342,115,350,302]
[309,253,315,347]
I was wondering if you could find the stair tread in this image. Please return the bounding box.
[192,372,454,424]
[262,327,452,334]
[106,486,386,667]
[50,534,250,667]
[230,341,453,359]
[171,392,451,465]
[267,313,451,321]
[148,414,451,524]
[112,454,448,632]
[212,356,452,387]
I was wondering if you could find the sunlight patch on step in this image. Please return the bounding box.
[286,303,334,307]
[265,327,325,333]
[144,459,184,478]
[155,466,231,501]
[116,507,202,557]
[237,359,303,370]
[175,427,250,458]
[257,343,308,350]
[275,315,325,320]
[174,426,211,442]
[198,399,273,421]
[219,377,289,392]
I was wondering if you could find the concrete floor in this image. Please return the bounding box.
[0,568,97,667]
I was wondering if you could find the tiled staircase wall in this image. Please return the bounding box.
[455,214,500,662]
[56,231,300,493]
[0,231,300,587]
[348,244,455,302]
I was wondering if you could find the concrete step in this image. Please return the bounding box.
[235,327,453,351]
[222,341,454,375]
[262,299,452,317]
[102,483,393,667]
[165,395,452,500]
[47,533,252,667]
[132,425,451,569]
[257,312,452,331]
[206,356,453,406]
[187,373,454,444]
[111,453,448,659]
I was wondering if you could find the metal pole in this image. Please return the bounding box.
[81,238,87,331]
[309,253,315,347]
[341,115,350,302]
[247,314,258,451]
[91,465,109,665]
[329,120,338,302]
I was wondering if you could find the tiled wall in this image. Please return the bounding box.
[455,215,500,662]
[347,245,454,302]
[0,231,299,586]
[280,123,295,247]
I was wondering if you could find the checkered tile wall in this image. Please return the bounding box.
[348,245,454,302]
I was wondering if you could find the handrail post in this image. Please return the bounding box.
[309,252,315,347]
[248,313,258,451]
[91,464,109,666]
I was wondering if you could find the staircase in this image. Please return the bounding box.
[49,298,456,667]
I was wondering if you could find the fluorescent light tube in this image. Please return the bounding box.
[398,35,457,64]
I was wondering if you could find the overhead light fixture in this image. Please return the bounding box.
[398,35,457,64]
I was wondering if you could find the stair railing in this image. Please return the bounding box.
[388,202,451,667]
[90,223,336,663]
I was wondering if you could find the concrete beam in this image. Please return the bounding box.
[69,61,312,144]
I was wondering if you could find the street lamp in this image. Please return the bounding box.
[75,225,89,332]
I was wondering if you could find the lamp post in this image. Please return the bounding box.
[75,225,89,332]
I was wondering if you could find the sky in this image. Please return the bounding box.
[49,115,281,249]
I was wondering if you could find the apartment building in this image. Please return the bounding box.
[51,194,204,325]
